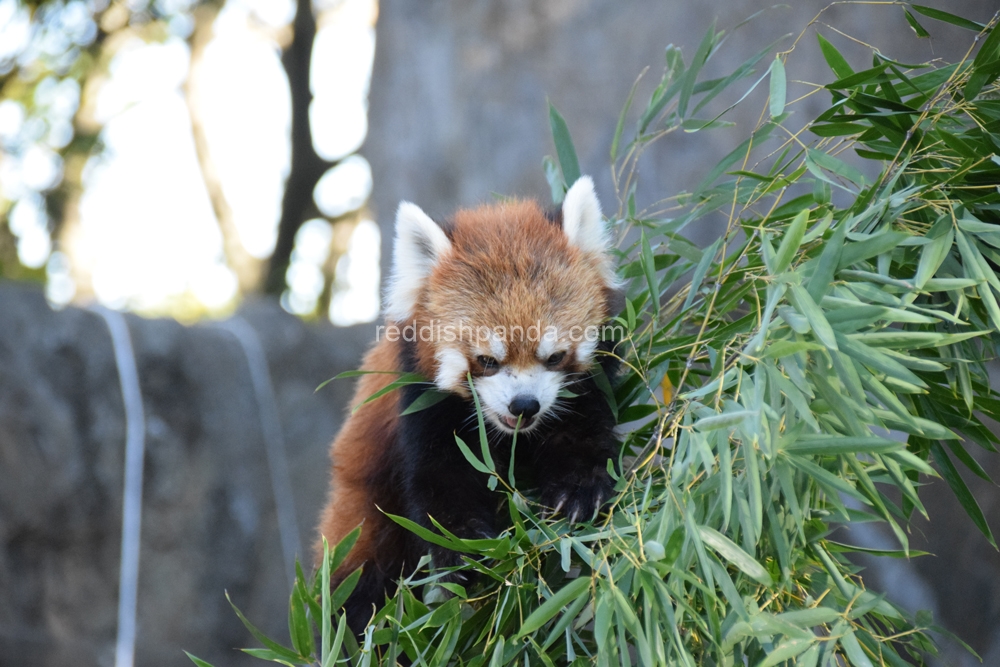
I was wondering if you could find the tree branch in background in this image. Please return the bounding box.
[265,0,331,295]
[186,3,265,295]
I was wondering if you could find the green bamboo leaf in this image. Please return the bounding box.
[834,332,927,388]
[683,237,721,311]
[816,32,855,79]
[640,232,660,319]
[697,526,772,585]
[759,638,816,667]
[352,374,430,413]
[329,567,362,612]
[848,330,988,349]
[466,373,496,471]
[826,62,890,89]
[384,513,477,553]
[838,231,910,269]
[885,449,936,476]
[288,584,314,658]
[612,586,654,666]
[827,540,930,558]
[789,285,838,350]
[694,409,757,432]
[806,218,848,302]
[185,653,217,667]
[227,592,304,663]
[776,607,842,626]
[240,647,301,662]
[543,155,565,204]
[321,613,346,667]
[678,22,716,118]
[401,387,450,415]
[489,637,506,667]
[784,435,903,456]
[783,453,867,503]
[931,441,997,548]
[914,227,954,289]
[946,440,994,483]
[548,102,581,186]
[903,8,931,37]
[454,434,492,474]
[517,576,592,638]
[840,628,875,667]
[911,5,984,31]
[769,56,786,118]
[973,20,1000,68]
[774,208,808,273]
[806,149,867,188]
[611,71,643,163]
[922,278,980,291]
[764,339,824,358]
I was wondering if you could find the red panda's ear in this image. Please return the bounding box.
[385,201,452,322]
[562,176,618,287]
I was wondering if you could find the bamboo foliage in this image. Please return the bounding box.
[191,5,1000,666]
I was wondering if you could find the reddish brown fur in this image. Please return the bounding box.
[413,199,609,382]
[316,198,613,590]
[315,339,400,574]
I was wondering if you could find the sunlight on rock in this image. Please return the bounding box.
[329,219,380,326]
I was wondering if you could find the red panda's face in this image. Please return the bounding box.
[385,177,619,434]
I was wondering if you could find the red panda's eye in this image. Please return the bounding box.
[477,355,499,370]
[546,351,566,367]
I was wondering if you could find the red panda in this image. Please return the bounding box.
[316,176,623,632]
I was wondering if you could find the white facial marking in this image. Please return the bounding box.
[576,338,598,364]
[537,328,560,359]
[488,331,507,361]
[385,201,452,322]
[474,364,564,434]
[434,347,469,392]
[562,176,618,287]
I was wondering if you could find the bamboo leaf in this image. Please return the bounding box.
[774,208,808,273]
[769,57,786,118]
[549,102,581,186]
[816,32,855,79]
[697,526,772,585]
[517,576,592,638]
[789,285,838,350]
[903,8,931,38]
[783,435,904,456]
[931,442,997,548]
[911,5,984,31]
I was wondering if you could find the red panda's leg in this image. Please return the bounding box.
[532,375,620,523]
[397,390,500,574]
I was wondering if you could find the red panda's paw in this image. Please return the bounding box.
[541,466,614,524]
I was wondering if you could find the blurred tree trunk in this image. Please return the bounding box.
[264,0,331,295]
[186,3,266,295]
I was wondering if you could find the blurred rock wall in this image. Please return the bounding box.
[0,283,367,666]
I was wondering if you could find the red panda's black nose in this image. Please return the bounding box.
[509,396,541,420]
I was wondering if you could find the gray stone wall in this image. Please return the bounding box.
[0,283,366,666]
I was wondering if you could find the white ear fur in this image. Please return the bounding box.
[562,176,616,285]
[384,201,452,322]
